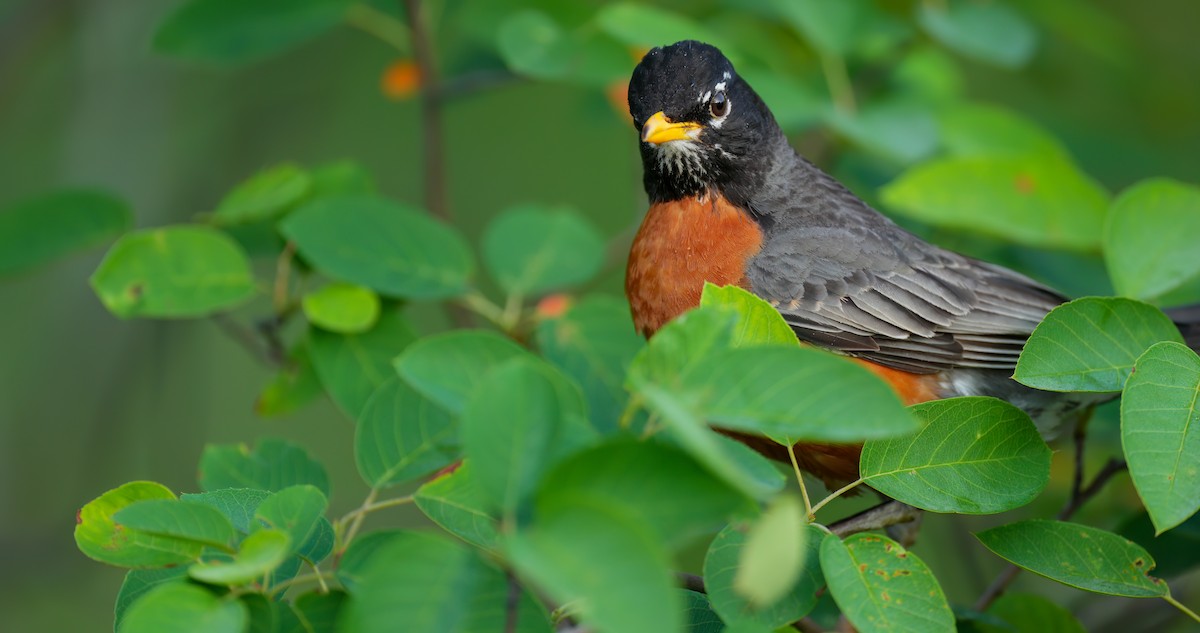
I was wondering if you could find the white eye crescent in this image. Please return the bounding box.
[710,90,729,118]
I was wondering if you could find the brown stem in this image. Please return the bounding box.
[675,572,705,593]
[828,500,920,537]
[401,0,476,329]
[505,569,521,633]
[402,0,448,223]
[211,314,276,367]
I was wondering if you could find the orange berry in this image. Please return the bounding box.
[381,60,421,99]
[536,293,573,319]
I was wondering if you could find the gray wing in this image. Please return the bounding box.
[745,214,1065,375]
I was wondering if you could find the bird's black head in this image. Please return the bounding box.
[628,41,781,206]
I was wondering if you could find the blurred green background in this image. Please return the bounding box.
[2,0,1200,630]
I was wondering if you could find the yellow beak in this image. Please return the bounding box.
[641,111,702,144]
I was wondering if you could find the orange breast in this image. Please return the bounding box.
[625,195,764,336]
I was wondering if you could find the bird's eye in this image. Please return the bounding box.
[710,91,729,118]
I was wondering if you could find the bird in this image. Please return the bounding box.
[623,40,1200,490]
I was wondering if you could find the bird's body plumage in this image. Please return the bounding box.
[624,41,1127,485]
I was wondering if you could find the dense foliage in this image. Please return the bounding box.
[2,0,1197,631]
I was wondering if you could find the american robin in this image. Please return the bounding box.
[624,41,1200,489]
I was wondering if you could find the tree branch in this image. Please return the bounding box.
[828,500,920,538]
[675,572,705,593]
[402,0,449,223]
[973,414,1128,612]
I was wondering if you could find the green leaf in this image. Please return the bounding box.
[495,10,627,87]
[860,397,1051,514]
[255,345,323,417]
[1118,512,1200,578]
[820,532,954,633]
[535,295,645,433]
[827,98,939,165]
[700,284,798,347]
[152,0,353,66]
[881,156,1109,251]
[339,531,551,633]
[637,383,779,501]
[681,590,727,633]
[891,46,963,105]
[1014,297,1184,392]
[496,10,569,80]
[199,439,330,497]
[975,593,1085,633]
[681,346,920,443]
[975,520,1167,597]
[254,485,328,556]
[768,0,874,56]
[118,583,246,633]
[180,489,271,534]
[711,434,789,499]
[302,282,380,334]
[734,495,808,608]
[595,3,727,53]
[536,440,752,549]
[294,590,347,633]
[309,308,417,419]
[0,189,131,276]
[461,357,589,518]
[414,462,500,551]
[704,523,824,629]
[90,226,256,318]
[295,515,334,564]
[507,502,681,633]
[281,195,472,299]
[627,305,738,389]
[211,163,311,225]
[239,593,279,633]
[918,2,1037,69]
[309,160,376,197]
[1105,178,1200,301]
[336,531,407,592]
[939,104,1068,161]
[188,528,291,585]
[483,204,605,297]
[115,568,189,631]
[1122,341,1200,533]
[355,377,458,488]
[113,500,236,549]
[394,329,529,415]
[75,481,202,568]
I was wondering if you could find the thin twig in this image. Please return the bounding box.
[1163,594,1200,624]
[828,500,920,538]
[402,0,448,223]
[401,0,477,329]
[345,2,411,53]
[808,478,864,517]
[211,314,274,366]
[973,428,1128,613]
[338,488,380,555]
[256,315,288,366]
[436,69,524,100]
[786,444,814,520]
[273,240,296,313]
[675,572,705,593]
[794,617,826,633]
[505,569,522,633]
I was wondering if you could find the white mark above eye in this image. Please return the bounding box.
[714,81,727,92]
[700,90,712,103]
